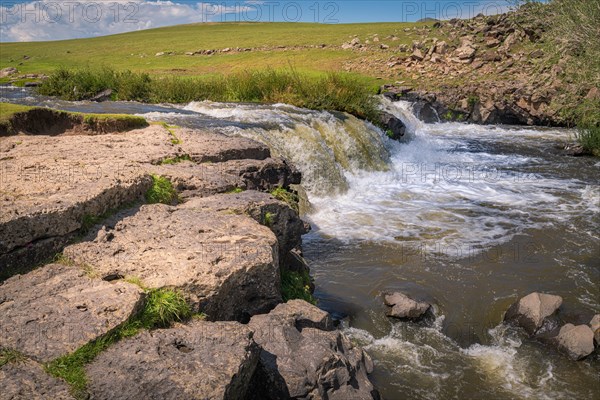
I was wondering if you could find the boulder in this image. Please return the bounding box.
[378,111,407,142]
[0,264,144,362]
[411,48,424,61]
[589,314,600,345]
[384,292,432,319]
[455,44,476,60]
[0,67,18,78]
[248,300,378,400]
[86,321,259,400]
[0,358,75,399]
[553,324,595,360]
[504,292,563,335]
[64,204,280,322]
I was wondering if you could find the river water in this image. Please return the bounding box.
[2,87,599,399]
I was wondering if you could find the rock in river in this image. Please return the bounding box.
[384,292,432,320]
[504,292,562,335]
[552,324,595,361]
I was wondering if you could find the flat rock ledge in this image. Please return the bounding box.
[64,203,280,322]
[0,358,74,400]
[86,320,259,400]
[0,124,299,277]
[0,263,144,362]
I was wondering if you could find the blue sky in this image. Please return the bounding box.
[0,1,518,42]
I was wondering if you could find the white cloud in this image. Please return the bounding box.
[0,1,252,42]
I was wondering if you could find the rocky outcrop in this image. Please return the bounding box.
[86,321,259,400]
[64,204,280,322]
[0,263,144,362]
[384,292,432,320]
[0,67,18,78]
[504,292,562,335]
[551,324,595,361]
[181,191,309,270]
[0,123,299,278]
[248,300,378,400]
[0,358,74,399]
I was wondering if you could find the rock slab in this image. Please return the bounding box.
[86,321,259,400]
[0,263,144,362]
[0,358,75,399]
[64,204,280,322]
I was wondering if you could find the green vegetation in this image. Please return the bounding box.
[158,122,182,144]
[46,288,191,398]
[281,269,316,305]
[37,66,379,121]
[263,212,275,227]
[0,102,147,135]
[270,187,299,213]
[145,175,178,204]
[160,154,192,165]
[0,348,26,367]
[226,187,244,194]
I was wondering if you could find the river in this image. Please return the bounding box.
[2,86,599,399]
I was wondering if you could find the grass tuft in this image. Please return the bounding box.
[0,348,26,367]
[269,187,299,213]
[45,288,191,398]
[160,154,192,165]
[281,269,316,305]
[145,175,178,204]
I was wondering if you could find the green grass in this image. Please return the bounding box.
[0,348,26,367]
[281,269,316,305]
[37,66,380,121]
[263,212,275,227]
[226,187,244,194]
[145,175,178,204]
[160,154,192,165]
[45,288,191,398]
[0,22,431,80]
[270,187,299,213]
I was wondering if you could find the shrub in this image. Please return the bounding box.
[145,175,178,204]
[281,269,316,305]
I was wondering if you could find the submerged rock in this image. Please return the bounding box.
[384,292,432,320]
[248,300,378,400]
[504,292,562,335]
[86,321,259,400]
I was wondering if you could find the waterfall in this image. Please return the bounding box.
[182,101,397,196]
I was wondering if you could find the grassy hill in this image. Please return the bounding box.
[0,22,432,81]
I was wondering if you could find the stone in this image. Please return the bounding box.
[350,37,360,46]
[378,112,408,142]
[553,324,595,360]
[380,44,389,50]
[411,48,424,61]
[0,264,144,362]
[181,190,308,267]
[589,314,600,345]
[86,321,259,400]
[248,300,377,400]
[434,41,448,54]
[384,292,431,319]
[455,44,476,60]
[0,358,75,399]
[64,204,280,322]
[176,129,270,163]
[0,67,18,78]
[585,87,600,101]
[90,88,113,102]
[504,292,563,335]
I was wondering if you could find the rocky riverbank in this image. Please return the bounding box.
[0,113,379,398]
